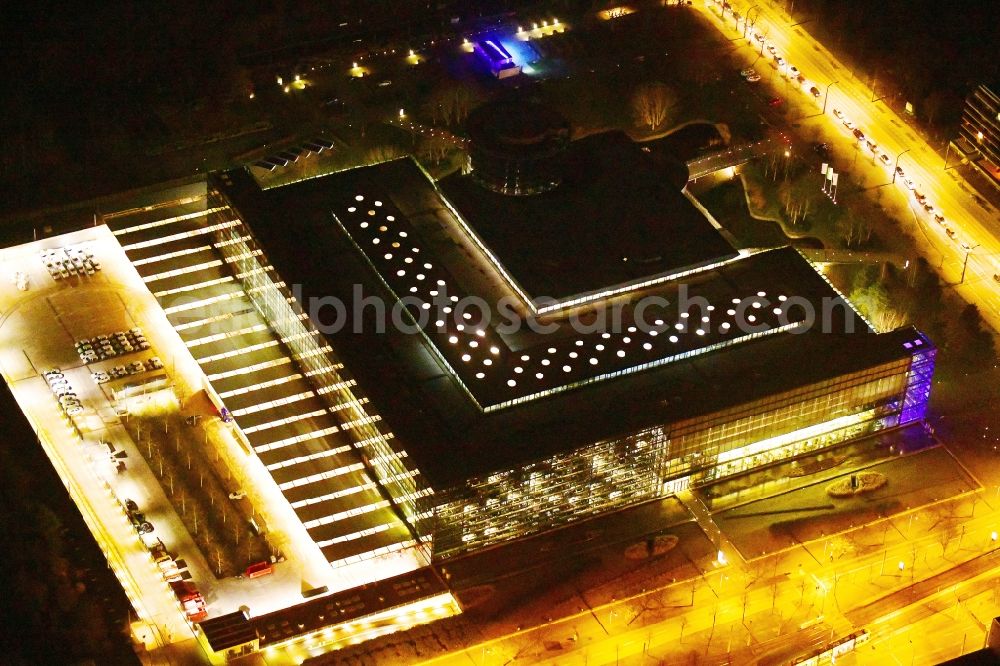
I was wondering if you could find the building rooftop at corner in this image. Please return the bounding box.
[443,129,738,310]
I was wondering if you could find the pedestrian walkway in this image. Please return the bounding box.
[676,489,743,566]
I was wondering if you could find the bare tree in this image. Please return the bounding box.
[632,83,677,132]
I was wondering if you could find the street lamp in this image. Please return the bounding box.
[892,148,911,184]
[959,244,979,284]
[744,6,760,38]
[822,80,839,115]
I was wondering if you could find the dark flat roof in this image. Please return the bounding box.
[439,130,737,305]
[212,162,927,490]
[198,610,256,651]
[252,568,447,647]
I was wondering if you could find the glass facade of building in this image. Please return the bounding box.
[959,84,1000,164]
[425,342,934,559]
[206,193,430,546]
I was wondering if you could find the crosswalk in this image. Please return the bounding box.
[104,204,419,569]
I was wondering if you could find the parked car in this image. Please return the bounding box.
[810,86,821,98]
[852,128,865,141]
[934,213,946,224]
[866,139,878,151]
[788,65,800,77]
[812,142,830,158]
[833,108,844,120]
[768,97,783,107]
[879,153,891,165]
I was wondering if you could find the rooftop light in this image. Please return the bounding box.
[507,379,517,387]
[374,201,382,207]
[360,222,369,229]
[616,350,626,358]
[696,329,705,336]
[514,367,523,374]
[596,344,605,351]
[575,340,584,347]
[521,355,530,361]
[469,340,479,348]
[461,354,471,362]
[483,359,493,366]
[601,332,611,339]
[476,372,485,379]
[548,347,557,354]
[489,346,499,355]
[569,351,578,359]
[563,365,572,372]
[387,215,395,221]
[541,359,551,366]
[535,373,544,379]
[643,343,653,350]
[383,253,392,260]
[674,323,684,331]
[348,207,356,213]
[589,358,599,365]
[757,291,766,297]
[669,335,678,343]
[355,195,364,201]
[396,269,405,277]
[448,336,458,344]
[476,329,486,337]
[456,324,465,331]
[680,313,689,319]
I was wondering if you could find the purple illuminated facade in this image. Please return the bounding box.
[474,37,521,78]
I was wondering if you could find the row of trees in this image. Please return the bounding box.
[128,411,273,577]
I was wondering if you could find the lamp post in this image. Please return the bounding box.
[822,80,838,115]
[892,148,911,184]
[959,244,979,284]
[744,6,760,38]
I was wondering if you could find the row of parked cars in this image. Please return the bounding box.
[829,108,975,251]
[76,327,150,364]
[43,368,84,416]
[41,245,101,280]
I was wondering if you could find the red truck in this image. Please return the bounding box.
[170,580,207,622]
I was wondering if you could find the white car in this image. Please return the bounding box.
[833,108,844,120]
[879,153,891,165]
[788,65,800,77]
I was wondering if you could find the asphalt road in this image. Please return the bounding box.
[699,0,1000,330]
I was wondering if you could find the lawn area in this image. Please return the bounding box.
[692,176,823,249]
[714,445,978,559]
